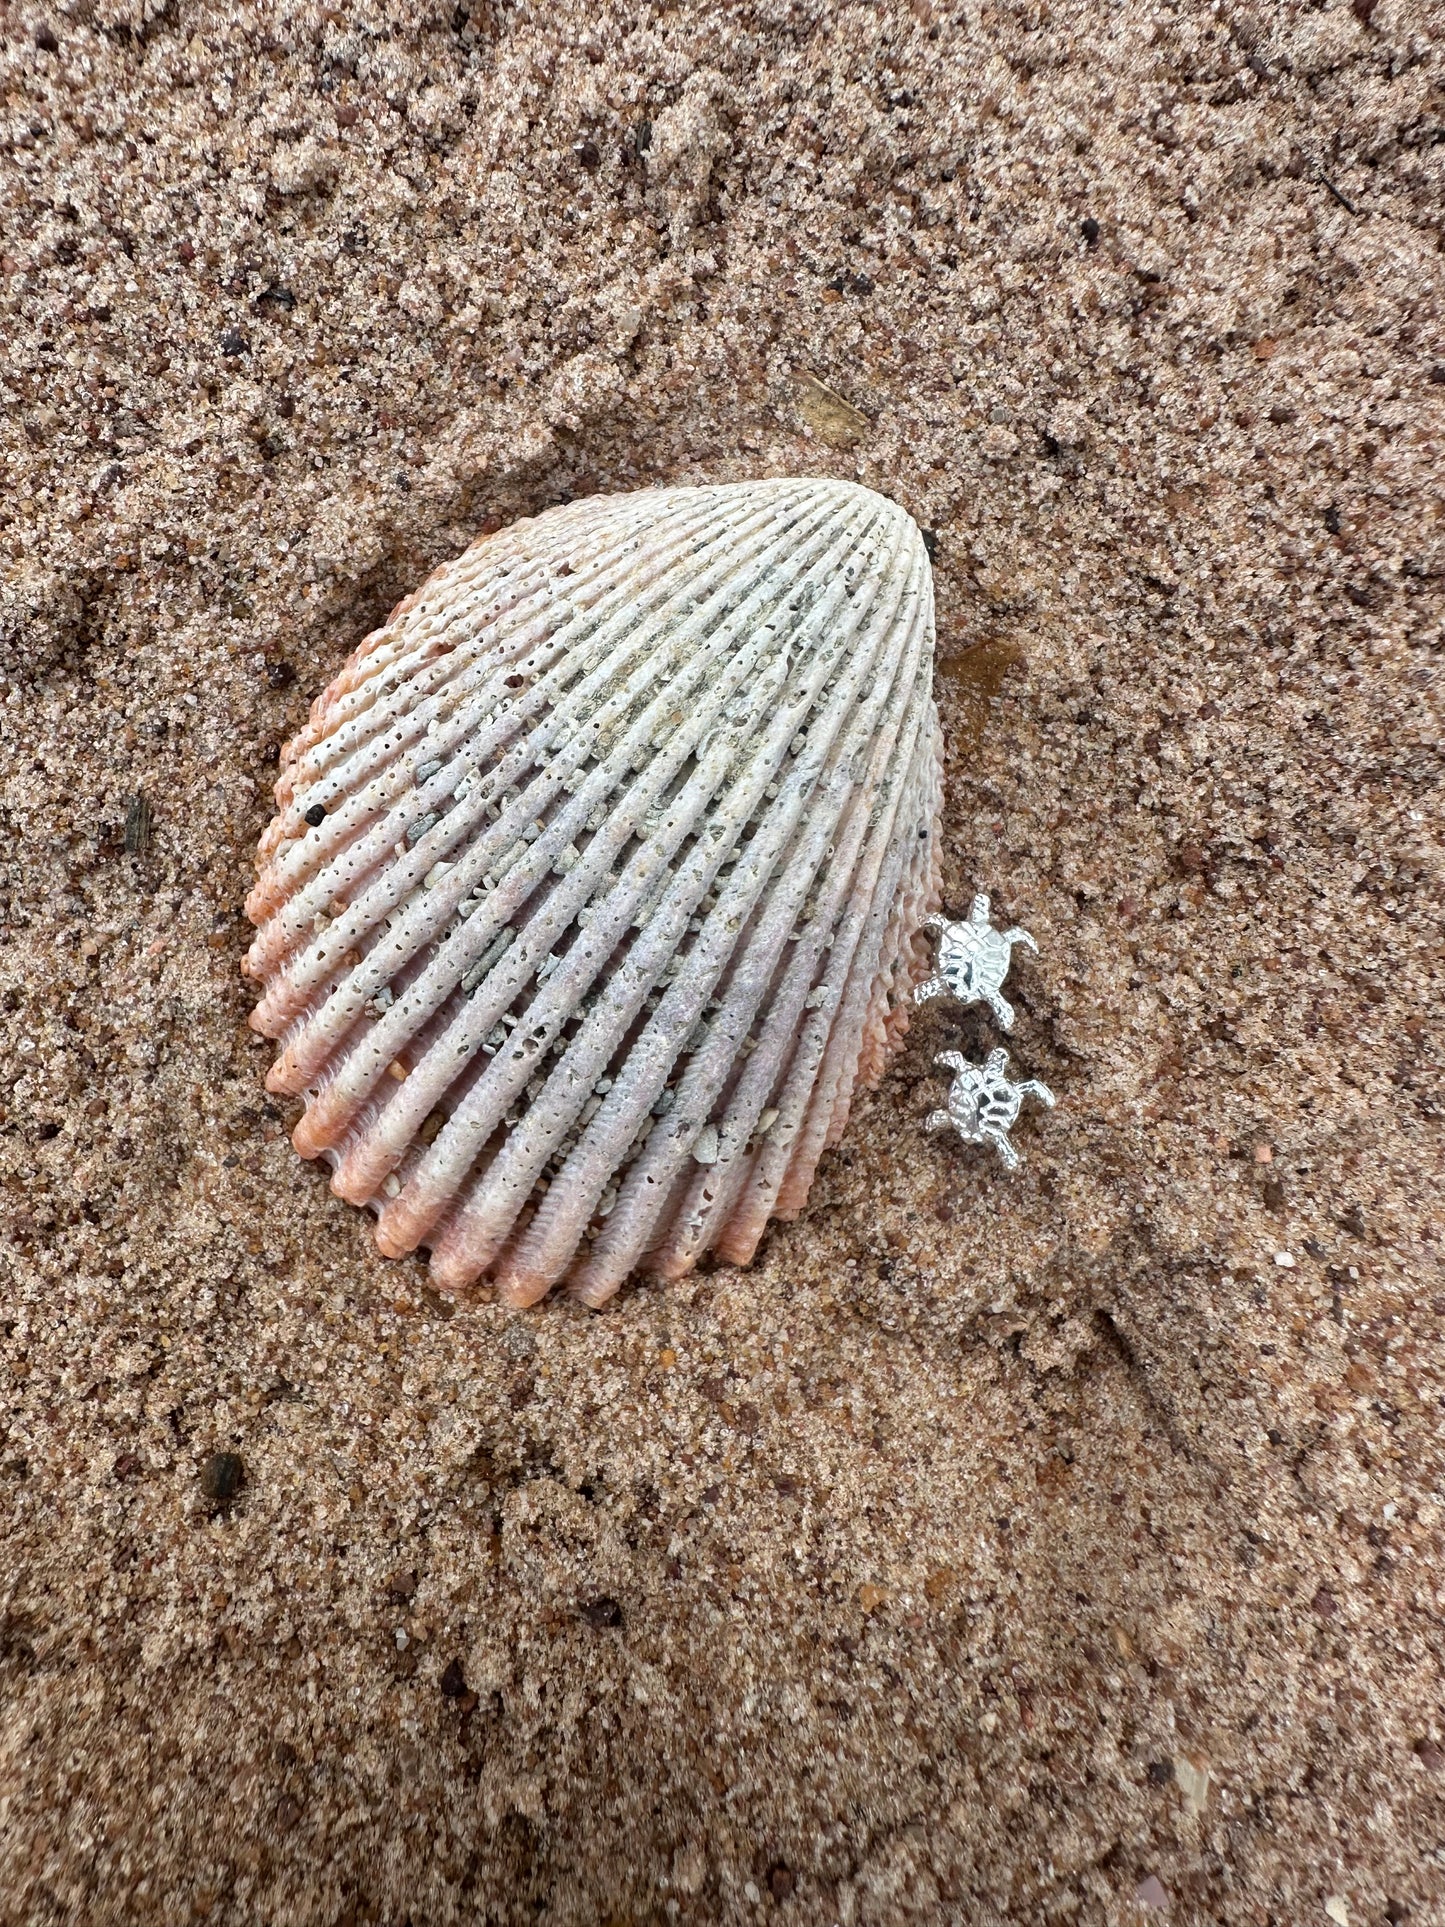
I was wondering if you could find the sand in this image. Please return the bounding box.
[1,0,1442,1921]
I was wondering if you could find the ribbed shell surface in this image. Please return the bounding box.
[244,479,942,1306]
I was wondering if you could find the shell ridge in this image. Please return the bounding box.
[849,732,943,1097]
[527,534,929,1297]
[272,483,847,809]
[276,484,838,835]
[714,683,936,1265]
[319,549,853,1188]
[255,602,553,885]
[265,490,861,1100]
[482,517,925,1300]
[263,575,552,849]
[769,770,934,1227]
[259,490,729,870]
[418,509,905,1284]
[250,489,844,986]
[587,612,933,1295]
[280,491,679,768]
[387,496,900,1270]
[574,567,932,1298]
[354,587,845,1221]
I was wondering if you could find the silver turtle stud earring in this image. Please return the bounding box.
[925,1048,1054,1171]
[914,894,1038,1030]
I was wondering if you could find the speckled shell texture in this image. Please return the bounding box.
[244,479,942,1306]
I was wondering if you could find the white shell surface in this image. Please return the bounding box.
[244,479,942,1306]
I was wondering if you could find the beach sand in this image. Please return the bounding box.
[1,1,1442,1920]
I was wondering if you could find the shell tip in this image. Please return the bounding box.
[496,1267,554,1309]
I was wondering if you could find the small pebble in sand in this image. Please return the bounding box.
[671,1844,706,1895]
[1136,1873,1168,1909]
[123,791,152,856]
[199,1452,245,1508]
[1174,1752,1210,1815]
[795,371,869,449]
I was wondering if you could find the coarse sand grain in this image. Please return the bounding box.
[1,2,1442,1922]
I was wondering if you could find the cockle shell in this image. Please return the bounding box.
[243,479,942,1307]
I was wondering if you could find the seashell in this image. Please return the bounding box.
[243,479,942,1307]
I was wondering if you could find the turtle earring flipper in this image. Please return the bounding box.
[1013,1078,1055,1110]
[981,986,1016,1029]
